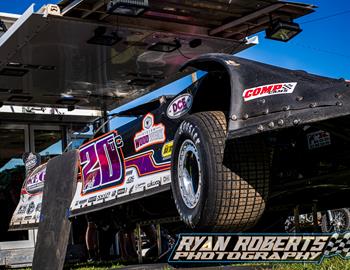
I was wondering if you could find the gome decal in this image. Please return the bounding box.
[243,82,297,101]
[167,94,193,119]
[134,113,166,152]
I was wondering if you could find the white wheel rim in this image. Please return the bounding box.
[331,210,348,231]
[177,139,202,209]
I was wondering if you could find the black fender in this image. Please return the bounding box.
[181,53,349,139]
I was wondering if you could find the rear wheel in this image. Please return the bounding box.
[171,111,270,231]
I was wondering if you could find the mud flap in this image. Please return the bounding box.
[32,150,78,270]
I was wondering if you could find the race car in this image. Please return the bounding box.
[12,54,350,234]
[71,53,350,232]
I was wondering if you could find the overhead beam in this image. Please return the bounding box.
[81,0,105,19]
[222,14,279,38]
[61,0,84,15]
[209,3,284,36]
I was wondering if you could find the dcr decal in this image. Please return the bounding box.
[167,93,193,119]
[80,131,125,194]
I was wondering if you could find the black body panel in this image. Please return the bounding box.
[182,53,349,139]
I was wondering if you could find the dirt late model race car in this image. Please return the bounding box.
[10,54,350,233]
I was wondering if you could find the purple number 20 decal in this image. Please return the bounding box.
[80,131,125,194]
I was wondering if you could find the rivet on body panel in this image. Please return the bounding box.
[268,122,275,128]
[278,119,284,126]
[293,119,301,125]
[231,114,238,121]
[309,103,317,108]
[257,125,264,132]
[243,114,249,120]
[258,99,266,105]
[336,101,343,107]
[296,96,303,101]
[283,105,290,111]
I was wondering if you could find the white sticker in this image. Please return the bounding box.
[307,130,331,150]
[167,94,193,119]
[243,82,297,101]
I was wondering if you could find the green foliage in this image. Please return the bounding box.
[270,257,350,270]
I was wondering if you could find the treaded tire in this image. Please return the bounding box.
[171,111,270,231]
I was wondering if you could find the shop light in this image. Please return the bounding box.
[7,62,22,67]
[265,19,302,42]
[107,0,149,16]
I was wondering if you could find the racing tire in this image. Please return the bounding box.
[321,208,350,233]
[171,111,270,231]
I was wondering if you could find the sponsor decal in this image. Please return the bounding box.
[242,82,297,101]
[135,182,146,192]
[162,141,173,159]
[88,196,97,203]
[162,175,171,184]
[25,164,46,195]
[79,199,87,205]
[146,179,161,188]
[167,94,193,119]
[17,205,28,214]
[117,188,127,195]
[80,131,125,195]
[9,163,45,229]
[35,203,41,212]
[307,130,331,150]
[97,192,111,201]
[23,152,41,176]
[169,233,350,264]
[134,113,166,152]
[26,202,35,215]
